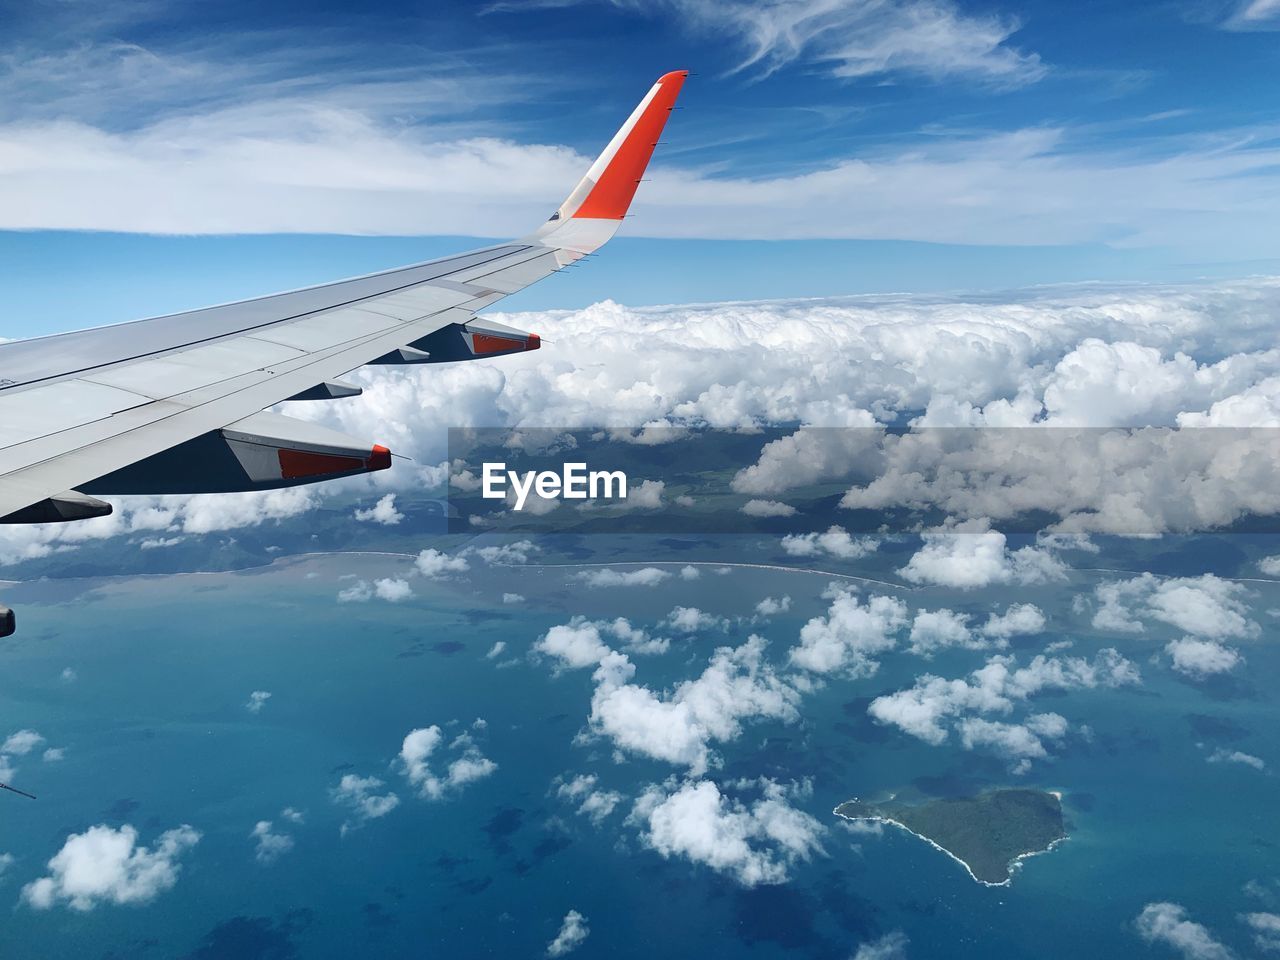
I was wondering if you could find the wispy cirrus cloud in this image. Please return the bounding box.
[490,0,1047,85]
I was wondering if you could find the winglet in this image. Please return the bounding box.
[548,70,688,224]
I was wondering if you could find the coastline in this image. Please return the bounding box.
[833,805,1069,888]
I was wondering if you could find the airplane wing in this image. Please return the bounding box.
[0,70,687,523]
[0,69,687,637]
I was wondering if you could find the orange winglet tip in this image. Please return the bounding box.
[369,445,392,472]
[572,70,688,221]
[526,333,541,351]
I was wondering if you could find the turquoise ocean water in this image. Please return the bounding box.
[0,535,1276,959]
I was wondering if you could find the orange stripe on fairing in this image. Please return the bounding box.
[573,70,688,221]
[472,333,525,355]
[278,445,392,479]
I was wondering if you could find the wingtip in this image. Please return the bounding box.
[658,69,690,84]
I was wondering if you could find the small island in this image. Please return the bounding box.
[834,787,1067,886]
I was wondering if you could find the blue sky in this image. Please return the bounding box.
[2,0,1279,336]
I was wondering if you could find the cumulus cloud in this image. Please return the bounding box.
[588,637,801,774]
[957,713,1068,774]
[1244,912,1280,953]
[868,649,1138,761]
[415,548,470,579]
[398,726,497,801]
[741,499,797,518]
[331,775,400,833]
[555,774,624,825]
[250,821,294,865]
[353,493,403,525]
[780,526,878,560]
[2,730,45,756]
[980,603,1047,640]
[898,522,1067,589]
[22,824,200,911]
[13,278,1280,567]
[755,595,791,616]
[853,931,910,960]
[472,540,539,564]
[665,607,728,633]
[336,577,414,603]
[547,909,590,957]
[907,608,980,657]
[575,567,670,588]
[1135,902,1233,960]
[631,778,824,887]
[1165,638,1243,678]
[789,588,908,676]
[245,690,272,714]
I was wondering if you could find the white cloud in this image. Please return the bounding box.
[331,774,400,832]
[632,778,824,887]
[473,540,539,564]
[373,578,413,602]
[353,493,403,525]
[337,581,374,603]
[665,607,727,633]
[245,690,272,714]
[589,637,800,774]
[1165,638,1243,678]
[0,852,13,879]
[780,526,878,560]
[336,577,414,603]
[502,593,525,604]
[838,426,1280,536]
[1207,749,1265,771]
[741,499,796,518]
[853,931,910,960]
[415,548,470,579]
[898,522,1067,589]
[789,589,908,676]
[1244,912,1280,953]
[1259,556,1280,577]
[42,748,65,763]
[680,565,701,580]
[1228,0,1280,26]
[3,730,45,756]
[575,567,670,588]
[13,279,1280,568]
[980,603,1046,640]
[907,608,979,657]
[22,824,200,911]
[1135,902,1233,960]
[547,909,590,957]
[957,713,1068,773]
[398,725,497,801]
[868,649,1138,755]
[755,595,791,616]
[486,641,508,659]
[250,821,294,865]
[555,774,624,825]
[537,619,612,670]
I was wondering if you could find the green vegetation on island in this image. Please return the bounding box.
[834,787,1067,885]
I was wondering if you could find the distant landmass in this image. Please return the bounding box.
[834,788,1068,885]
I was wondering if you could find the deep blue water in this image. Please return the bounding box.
[0,538,1276,959]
